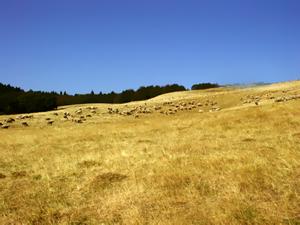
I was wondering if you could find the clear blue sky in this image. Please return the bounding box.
[0,0,299,94]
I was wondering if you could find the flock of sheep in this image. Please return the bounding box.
[0,99,220,129]
[46,106,98,124]
[108,99,220,117]
[241,93,300,105]
[0,115,35,129]
[0,106,98,129]
[1,91,299,129]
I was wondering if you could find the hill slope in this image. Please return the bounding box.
[0,81,299,224]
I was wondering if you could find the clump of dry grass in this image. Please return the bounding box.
[77,160,101,168]
[90,172,128,190]
[0,81,299,224]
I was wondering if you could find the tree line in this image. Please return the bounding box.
[0,82,219,114]
[0,83,57,114]
[191,83,220,90]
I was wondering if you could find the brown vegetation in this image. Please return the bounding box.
[0,81,299,224]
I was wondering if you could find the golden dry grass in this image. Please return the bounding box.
[0,81,300,224]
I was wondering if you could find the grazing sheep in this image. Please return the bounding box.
[91,110,97,114]
[22,122,29,127]
[47,120,54,125]
[45,118,51,121]
[75,109,82,114]
[210,107,221,112]
[73,119,83,123]
[295,94,300,99]
[53,112,59,116]
[64,112,71,116]
[16,115,24,120]
[198,109,204,113]
[5,118,15,123]
[1,124,9,129]
[274,97,284,103]
[86,114,92,118]
[87,106,97,110]
[17,115,33,120]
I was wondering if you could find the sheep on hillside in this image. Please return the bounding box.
[1,124,9,129]
[5,118,15,123]
[22,122,29,127]
[75,109,82,114]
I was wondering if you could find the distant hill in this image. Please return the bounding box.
[225,82,271,88]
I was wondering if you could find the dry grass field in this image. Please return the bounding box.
[0,81,300,225]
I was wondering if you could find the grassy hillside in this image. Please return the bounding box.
[0,81,299,224]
